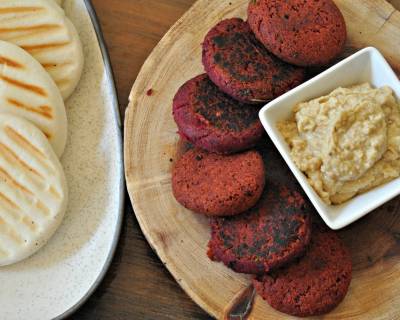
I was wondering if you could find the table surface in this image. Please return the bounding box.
[71,1,211,319]
[71,0,400,319]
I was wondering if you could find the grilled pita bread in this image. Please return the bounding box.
[0,114,67,266]
[0,0,84,100]
[0,40,67,157]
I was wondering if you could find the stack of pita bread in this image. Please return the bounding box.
[0,0,84,266]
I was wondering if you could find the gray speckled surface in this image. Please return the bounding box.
[0,1,123,319]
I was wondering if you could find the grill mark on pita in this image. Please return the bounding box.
[4,26,61,42]
[36,201,50,217]
[0,6,44,14]
[7,98,53,119]
[0,217,23,244]
[4,127,55,176]
[49,186,61,199]
[0,56,23,68]
[0,191,20,210]
[22,41,69,52]
[0,206,19,221]
[0,166,33,196]
[43,131,51,139]
[43,62,71,69]
[43,63,58,69]
[0,75,47,97]
[0,23,62,34]
[0,192,48,235]
[0,195,29,243]
[0,142,43,179]
[0,166,50,218]
[0,204,36,232]
[5,126,46,159]
[22,216,37,232]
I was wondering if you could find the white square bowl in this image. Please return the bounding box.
[259,47,400,230]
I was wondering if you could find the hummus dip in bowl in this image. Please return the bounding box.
[259,47,400,230]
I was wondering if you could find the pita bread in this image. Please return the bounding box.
[0,0,84,100]
[0,114,67,266]
[0,40,67,157]
[53,0,63,6]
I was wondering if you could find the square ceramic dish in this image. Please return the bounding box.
[259,47,400,230]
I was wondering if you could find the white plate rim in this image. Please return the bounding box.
[55,1,125,318]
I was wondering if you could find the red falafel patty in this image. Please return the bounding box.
[202,18,305,103]
[253,225,352,317]
[207,185,312,274]
[172,149,265,216]
[172,74,263,154]
[248,0,347,66]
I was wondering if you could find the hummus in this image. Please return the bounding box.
[278,83,400,205]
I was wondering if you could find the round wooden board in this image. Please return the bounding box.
[125,1,400,318]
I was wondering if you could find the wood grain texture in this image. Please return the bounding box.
[71,1,211,319]
[125,0,400,319]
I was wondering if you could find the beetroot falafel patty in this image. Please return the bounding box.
[173,74,263,154]
[172,149,265,216]
[202,18,305,103]
[253,225,352,317]
[248,0,347,66]
[207,185,312,274]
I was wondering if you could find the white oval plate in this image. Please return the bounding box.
[0,1,124,319]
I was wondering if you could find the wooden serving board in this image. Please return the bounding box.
[125,1,400,318]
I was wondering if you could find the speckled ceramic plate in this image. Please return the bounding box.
[0,1,124,319]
